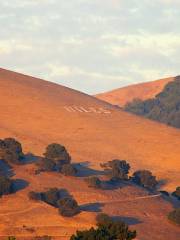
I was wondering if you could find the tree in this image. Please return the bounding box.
[124,77,180,129]
[132,170,158,190]
[168,208,180,225]
[0,175,13,197]
[71,213,136,240]
[101,159,130,181]
[36,157,56,172]
[41,188,60,207]
[0,138,24,164]
[43,143,71,168]
[85,176,102,188]
[172,186,180,200]
[96,213,112,225]
[61,164,77,176]
[58,196,80,217]
[28,191,42,201]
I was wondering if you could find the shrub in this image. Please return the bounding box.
[101,159,130,181]
[0,138,24,164]
[0,175,13,197]
[172,186,180,200]
[58,196,80,217]
[132,170,158,190]
[36,157,56,172]
[168,208,180,225]
[61,164,77,176]
[85,176,102,188]
[71,214,136,240]
[8,237,16,240]
[28,191,42,201]
[41,188,60,207]
[43,143,71,167]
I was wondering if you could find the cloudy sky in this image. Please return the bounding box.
[0,0,180,94]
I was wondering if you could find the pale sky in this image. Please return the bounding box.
[0,0,180,94]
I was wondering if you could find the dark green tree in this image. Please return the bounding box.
[132,170,158,190]
[168,208,180,225]
[0,138,24,164]
[172,186,180,200]
[85,176,102,189]
[101,159,130,181]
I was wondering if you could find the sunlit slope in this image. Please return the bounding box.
[0,68,179,190]
[96,77,174,107]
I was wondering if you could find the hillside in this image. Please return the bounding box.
[96,77,174,107]
[125,77,180,129]
[0,68,179,239]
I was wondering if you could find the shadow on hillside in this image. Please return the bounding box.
[161,194,180,208]
[75,162,104,177]
[101,179,131,191]
[12,179,29,193]
[0,159,14,177]
[157,179,168,189]
[80,202,104,213]
[112,216,142,225]
[21,153,40,164]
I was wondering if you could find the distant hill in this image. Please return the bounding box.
[125,76,180,129]
[96,77,174,107]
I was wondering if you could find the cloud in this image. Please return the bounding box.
[0,0,180,93]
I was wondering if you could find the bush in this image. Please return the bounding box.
[61,164,77,176]
[43,143,71,167]
[132,170,158,190]
[41,188,60,207]
[36,157,56,172]
[0,175,13,197]
[85,176,102,188]
[101,159,130,181]
[28,191,42,201]
[29,188,80,217]
[172,186,180,200]
[0,138,24,164]
[58,196,80,217]
[71,214,136,240]
[168,208,180,225]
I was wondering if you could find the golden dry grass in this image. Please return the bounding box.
[96,77,174,107]
[0,68,179,239]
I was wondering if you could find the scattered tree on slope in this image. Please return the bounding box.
[132,170,158,190]
[70,213,136,240]
[172,186,180,200]
[0,138,24,165]
[168,208,180,225]
[101,159,130,181]
[0,175,13,197]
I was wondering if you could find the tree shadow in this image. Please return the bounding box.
[112,216,142,225]
[0,159,14,177]
[101,179,131,191]
[161,194,180,208]
[80,202,104,213]
[21,153,40,164]
[75,162,104,177]
[12,179,29,193]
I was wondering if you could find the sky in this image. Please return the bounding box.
[0,0,180,94]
